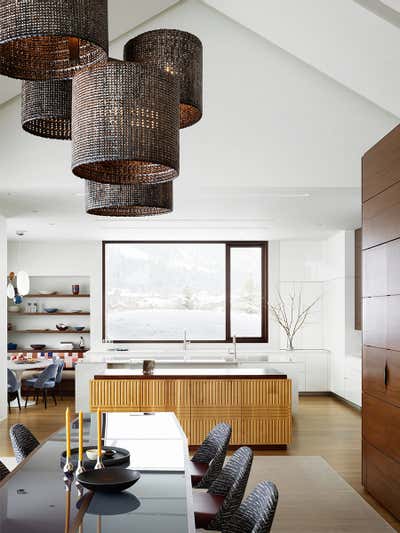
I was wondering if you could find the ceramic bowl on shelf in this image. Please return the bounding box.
[73,326,85,331]
[56,323,68,331]
[8,342,17,350]
[70,309,82,314]
[39,291,57,295]
[44,308,58,313]
[8,305,20,313]
[30,344,46,350]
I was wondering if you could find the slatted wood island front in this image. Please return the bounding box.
[90,368,292,447]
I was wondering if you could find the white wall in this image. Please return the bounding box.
[322,231,362,404]
[0,218,7,420]
[279,241,324,349]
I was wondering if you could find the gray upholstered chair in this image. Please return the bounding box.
[8,368,21,413]
[194,446,254,531]
[54,359,65,400]
[24,363,58,408]
[190,422,232,489]
[9,423,40,463]
[222,481,279,533]
[0,460,10,481]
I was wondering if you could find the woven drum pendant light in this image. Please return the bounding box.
[124,29,202,129]
[21,80,71,139]
[72,60,180,185]
[85,181,173,216]
[0,0,108,81]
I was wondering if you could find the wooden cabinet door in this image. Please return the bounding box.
[364,296,400,351]
[363,240,400,297]
[140,379,191,438]
[363,440,400,520]
[363,180,400,249]
[363,347,400,407]
[363,394,400,463]
[241,379,292,445]
[362,125,400,203]
[90,379,141,411]
[190,379,241,445]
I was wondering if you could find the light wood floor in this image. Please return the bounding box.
[0,395,398,530]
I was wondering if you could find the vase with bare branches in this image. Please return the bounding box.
[269,289,320,351]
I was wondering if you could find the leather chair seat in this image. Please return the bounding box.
[189,461,209,486]
[193,492,225,529]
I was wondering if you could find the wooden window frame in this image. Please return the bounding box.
[102,241,268,343]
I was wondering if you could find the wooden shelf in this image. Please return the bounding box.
[8,349,89,354]
[10,330,90,334]
[8,312,90,316]
[26,294,90,298]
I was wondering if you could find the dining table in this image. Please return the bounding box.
[0,411,195,532]
[7,358,53,408]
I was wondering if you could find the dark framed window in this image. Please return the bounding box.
[102,241,268,342]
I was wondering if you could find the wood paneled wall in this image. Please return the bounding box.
[362,124,400,519]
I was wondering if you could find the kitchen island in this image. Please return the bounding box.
[91,368,292,447]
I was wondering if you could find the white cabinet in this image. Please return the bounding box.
[293,351,329,392]
[343,355,361,407]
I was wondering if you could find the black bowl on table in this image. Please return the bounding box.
[77,467,141,493]
[60,445,130,470]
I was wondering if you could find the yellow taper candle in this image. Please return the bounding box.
[97,408,102,458]
[78,411,83,462]
[65,407,71,460]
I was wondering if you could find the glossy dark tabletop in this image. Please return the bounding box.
[0,413,194,533]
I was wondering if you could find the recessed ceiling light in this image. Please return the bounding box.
[16,230,27,237]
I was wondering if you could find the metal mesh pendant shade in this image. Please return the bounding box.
[124,29,202,129]
[72,60,180,185]
[21,80,71,139]
[0,0,108,81]
[85,181,173,216]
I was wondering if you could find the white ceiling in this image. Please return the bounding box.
[0,0,398,241]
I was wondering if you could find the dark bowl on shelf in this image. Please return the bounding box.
[77,468,141,493]
[30,344,46,350]
[56,324,69,331]
[73,326,85,332]
[8,343,17,350]
[44,308,58,314]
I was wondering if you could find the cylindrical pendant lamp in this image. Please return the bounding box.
[21,80,72,139]
[72,60,180,185]
[85,181,173,216]
[124,29,202,129]
[0,0,108,80]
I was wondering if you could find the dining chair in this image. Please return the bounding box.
[0,460,10,481]
[54,359,65,400]
[194,446,254,531]
[9,423,40,463]
[190,422,232,488]
[24,363,58,409]
[8,368,21,413]
[222,481,279,533]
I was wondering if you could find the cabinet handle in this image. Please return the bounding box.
[384,363,388,387]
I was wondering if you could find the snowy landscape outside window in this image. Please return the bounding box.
[103,241,268,342]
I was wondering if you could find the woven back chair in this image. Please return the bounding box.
[191,422,232,488]
[222,481,279,533]
[206,446,254,531]
[10,424,40,463]
[0,460,10,481]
